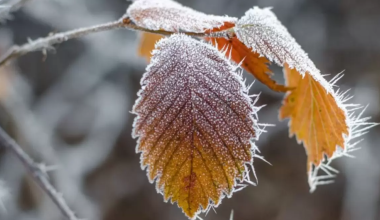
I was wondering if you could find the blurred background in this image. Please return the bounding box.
[0,0,379,220]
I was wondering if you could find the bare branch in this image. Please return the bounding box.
[0,16,234,67]
[0,126,80,220]
[0,0,31,21]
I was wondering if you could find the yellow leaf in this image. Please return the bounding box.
[279,65,349,188]
[133,34,260,219]
[138,32,164,62]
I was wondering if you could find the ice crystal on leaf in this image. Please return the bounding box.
[234,6,377,191]
[127,0,237,33]
[132,34,263,219]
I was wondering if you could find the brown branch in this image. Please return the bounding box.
[0,16,234,67]
[0,126,79,220]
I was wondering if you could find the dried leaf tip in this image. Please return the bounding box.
[132,34,264,219]
[127,0,237,33]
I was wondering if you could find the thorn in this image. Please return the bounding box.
[229,210,234,220]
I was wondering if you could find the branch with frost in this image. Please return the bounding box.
[0,0,31,21]
[0,16,233,66]
[0,126,79,220]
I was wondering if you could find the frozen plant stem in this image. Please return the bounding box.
[0,126,79,220]
[0,16,234,67]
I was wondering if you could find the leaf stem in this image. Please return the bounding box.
[0,16,234,67]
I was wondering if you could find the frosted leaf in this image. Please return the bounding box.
[132,34,262,219]
[234,7,319,77]
[234,7,377,191]
[127,0,237,33]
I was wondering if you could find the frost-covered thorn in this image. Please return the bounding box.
[37,163,60,174]
[229,210,234,220]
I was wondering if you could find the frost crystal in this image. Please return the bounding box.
[127,0,237,33]
[235,7,319,78]
[132,34,264,219]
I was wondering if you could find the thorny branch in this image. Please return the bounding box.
[0,16,234,67]
[0,126,79,220]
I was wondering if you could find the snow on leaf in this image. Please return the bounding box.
[234,7,319,78]
[127,0,237,33]
[279,65,377,192]
[137,32,164,62]
[132,34,262,219]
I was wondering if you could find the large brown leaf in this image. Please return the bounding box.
[132,34,260,219]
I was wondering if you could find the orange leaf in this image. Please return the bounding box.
[209,37,289,92]
[133,34,260,219]
[279,66,349,189]
[138,32,164,62]
[234,7,376,190]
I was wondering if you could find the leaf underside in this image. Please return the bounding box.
[132,34,259,219]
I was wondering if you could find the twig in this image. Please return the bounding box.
[0,126,79,220]
[0,16,234,66]
[0,0,31,21]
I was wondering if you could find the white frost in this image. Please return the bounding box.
[127,0,237,33]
